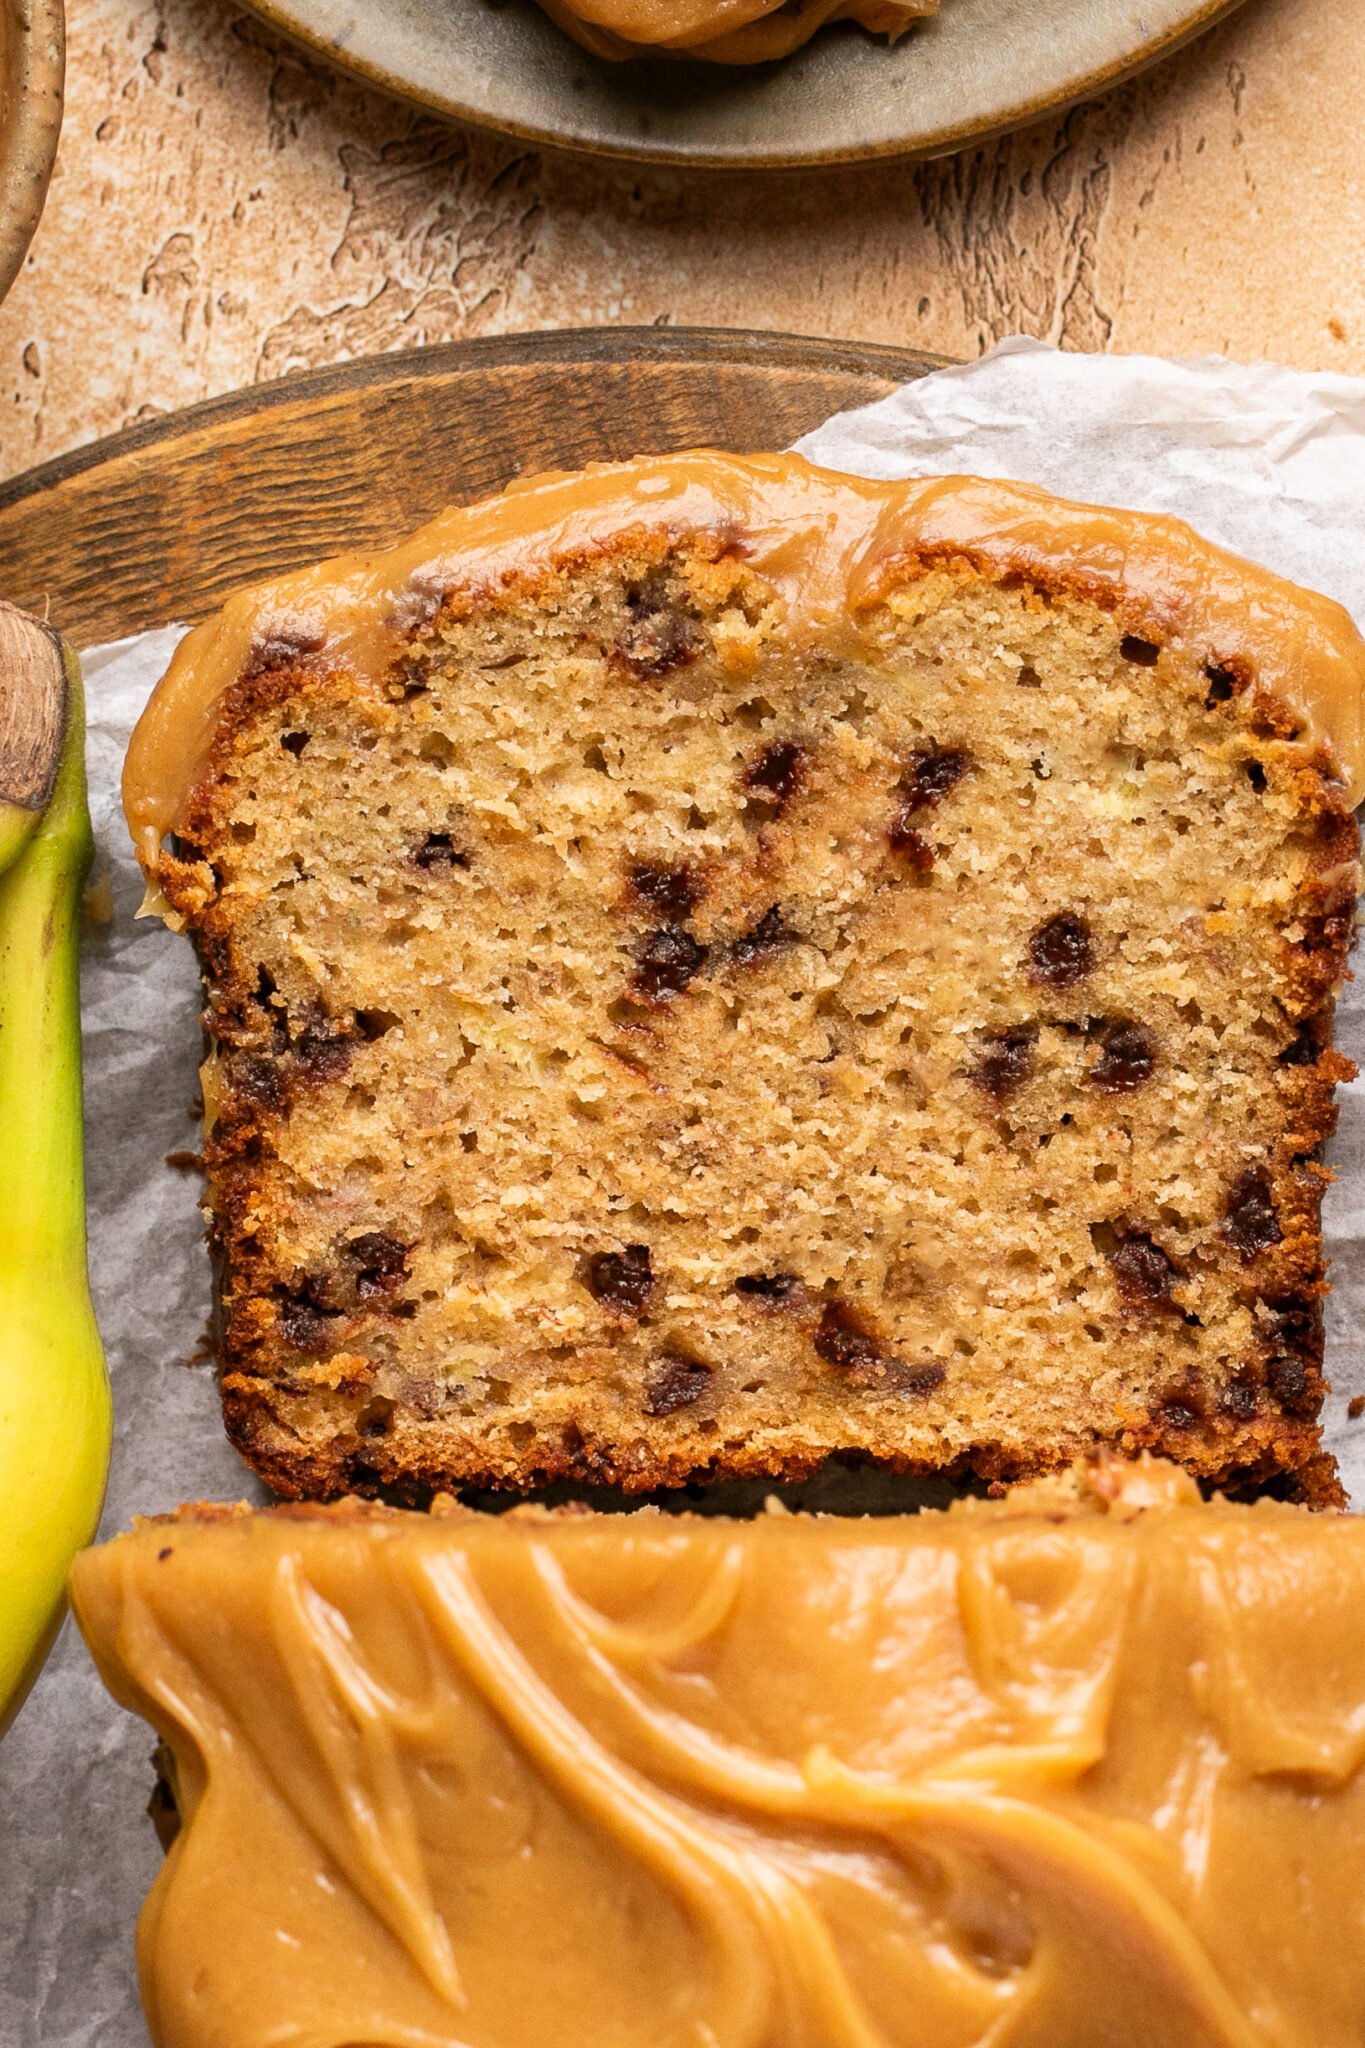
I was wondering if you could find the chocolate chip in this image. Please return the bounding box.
[633,925,707,1000]
[735,1271,805,1308]
[293,1027,353,1085]
[741,741,806,809]
[1089,1021,1156,1093]
[888,818,936,869]
[347,1232,410,1301]
[413,832,468,871]
[814,1300,883,1371]
[1119,635,1160,667]
[1220,1369,1262,1423]
[1223,1168,1282,1259]
[643,1352,710,1417]
[877,1358,948,1398]
[967,1027,1037,1101]
[1028,912,1094,989]
[1267,1355,1316,1419]
[276,1288,339,1352]
[586,1244,654,1317]
[731,905,799,967]
[898,745,972,816]
[628,860,701,922]
[1106,1232,1181,1314]
[233,1052,286,1112]
[616,582,702,680]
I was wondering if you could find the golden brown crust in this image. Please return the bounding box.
[156,518,1359,1509]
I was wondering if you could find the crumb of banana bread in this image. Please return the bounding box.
[134,457,1362,1507]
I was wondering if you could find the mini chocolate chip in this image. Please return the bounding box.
[628,860,701,922]
[347,1232,410,1301]
[1028,912,1094,989]
[731,905,799,968]
[587,1244,654,1317]
[293,1028,353,1084]
[1204,664,1237,706]
[1161,1398,1199,1431]
[633,925,707,1000]
[1223,1168,1282,1259]
[643,1353,711,1417]
[1089,1021,1156,1093]
[1265,1296,1316,1348]
[616,583,703,680]
[1107,1232,1181,1314]
[277,1289,338,1352]
[968,1027,1037,1101]
[735,1271,805,1308]
[1267,1355,1316,1419]
[877,1358,948,1399]
[898,745,972,816]
[413,832,468,871]
[888,817,936,869]
[1220,1370,1262,1423]
[233,1052,286,1112]
[814,1300,882,1371]
[1119,635,1160,667]
[742,741,806,809]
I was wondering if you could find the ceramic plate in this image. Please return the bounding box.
[239,0,1247,169]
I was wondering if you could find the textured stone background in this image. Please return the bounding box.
[1,0,1361,474]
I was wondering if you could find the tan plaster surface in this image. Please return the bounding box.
[0,0,1362,476]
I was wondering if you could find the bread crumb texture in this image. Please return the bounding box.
[160,531,1360,1503]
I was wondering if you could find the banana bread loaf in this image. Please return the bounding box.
[123,454,1365,1504]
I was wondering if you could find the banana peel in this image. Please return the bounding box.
[0,605,110,1735]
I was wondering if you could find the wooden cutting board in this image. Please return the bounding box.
[0,328,945,646]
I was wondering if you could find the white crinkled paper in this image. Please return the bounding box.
[5,337,1365,2046]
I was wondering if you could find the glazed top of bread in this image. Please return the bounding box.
[123,453,1365,886]
[535,0,932,63]
[70,1457,1365,2048]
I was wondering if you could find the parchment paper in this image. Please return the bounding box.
[6,335,1365,2046]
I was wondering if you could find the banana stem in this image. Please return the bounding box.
[0,652,110,1732]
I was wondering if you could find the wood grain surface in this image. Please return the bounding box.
[0,0,1360,477]
[0,327,941,645]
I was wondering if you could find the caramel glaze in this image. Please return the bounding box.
[533,0,932,63]
[123,452,1365,900]
[71,1458,1365,2048]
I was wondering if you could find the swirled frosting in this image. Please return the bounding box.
[71,1459,1365,2048]
[122,452,1365,901]
[533,0,935,64]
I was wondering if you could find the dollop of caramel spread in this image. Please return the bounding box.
[532,0,933,64]
[71,1459,1365,2048]
[122,453,1365,900]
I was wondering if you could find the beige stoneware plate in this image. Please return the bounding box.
[0,0,64,301]
[239,0,1246,168]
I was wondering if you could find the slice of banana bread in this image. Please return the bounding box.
[124,454,1365,1504]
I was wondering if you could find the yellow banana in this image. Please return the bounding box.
[0,607,111,1735]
